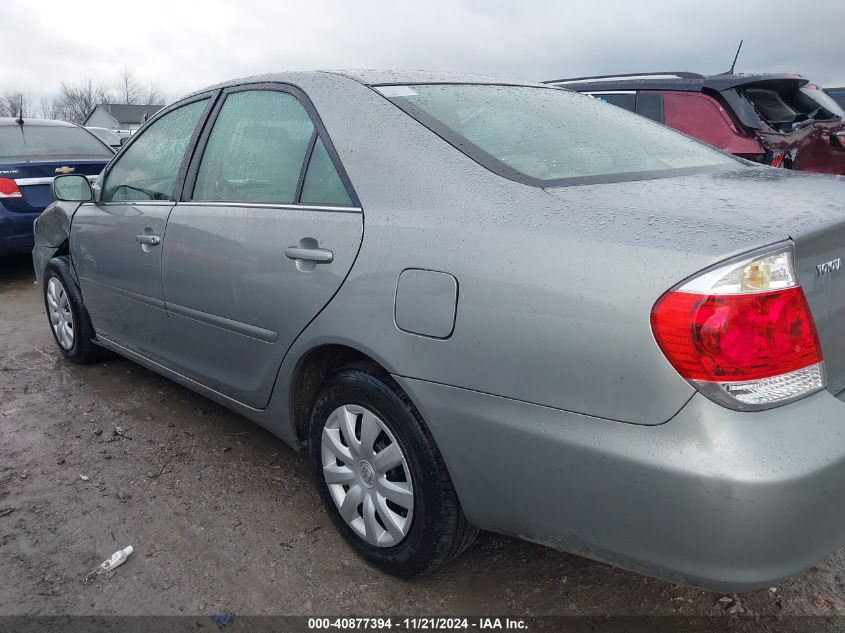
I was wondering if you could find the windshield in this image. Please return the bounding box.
[379,84,736,186]
[0,125,113,160]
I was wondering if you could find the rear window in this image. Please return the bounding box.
[86,127,121,146]
[802,87,845,119]
[378,84,734,186]
[741,82,844,132]
[0,125,113,160]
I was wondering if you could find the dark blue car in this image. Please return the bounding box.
[0,118,113,256]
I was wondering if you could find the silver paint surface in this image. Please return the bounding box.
[394,269,458,339]
[31,70,845,590]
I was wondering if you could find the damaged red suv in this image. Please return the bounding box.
[546,72,845,175]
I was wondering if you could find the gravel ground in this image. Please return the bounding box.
[2,252,845,626]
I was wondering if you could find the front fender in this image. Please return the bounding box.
[32,200,82,286]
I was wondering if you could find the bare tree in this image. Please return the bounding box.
[1,92,33,119]
[0,67,166,125]
[56,79,96,124]
[145,81,164,105]
[117,66,142,105]
[95,84,115,105]
[38,96,64,120]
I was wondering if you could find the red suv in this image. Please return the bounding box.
[546,72,845,175]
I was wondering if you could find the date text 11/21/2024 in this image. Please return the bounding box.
[307,617,528,630]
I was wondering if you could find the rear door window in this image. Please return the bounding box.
[102,99,209,202]
[193,91,315,204]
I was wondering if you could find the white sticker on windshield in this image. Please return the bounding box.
[375,86,418,98]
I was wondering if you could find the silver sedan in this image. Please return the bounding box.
[33,70,845,591]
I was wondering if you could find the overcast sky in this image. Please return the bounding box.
[2,0,844,104]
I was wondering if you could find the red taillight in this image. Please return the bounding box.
[0,178,21,198]
[651,245,826,410]
[770,152,786,168]
[651,287,822,382]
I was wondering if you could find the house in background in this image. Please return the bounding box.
[83,103,164,133]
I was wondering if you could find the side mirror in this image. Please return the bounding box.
[52,174,93,202]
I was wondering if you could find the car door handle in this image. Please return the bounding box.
[285,246,333,263]
[136,234,161,246]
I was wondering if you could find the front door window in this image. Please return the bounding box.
[102,99,209,202]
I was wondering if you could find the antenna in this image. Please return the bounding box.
[727,39,743,75]
[15,94,24,126]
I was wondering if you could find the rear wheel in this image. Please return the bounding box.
[42,256,104,364]
[309,363,477,576]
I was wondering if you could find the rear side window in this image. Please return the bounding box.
[193,91,315,204]
[592,93,636,111]
[102,100,208,202]
[0,125,113,161]
[300,138,353,206]
[635,93,664,123]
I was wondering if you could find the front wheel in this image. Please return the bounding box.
[308,364,477,577]
[42,256,104,364]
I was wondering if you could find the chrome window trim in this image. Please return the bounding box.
[176,201,362,213]
[16,175,98,186]
[96,201,174,207]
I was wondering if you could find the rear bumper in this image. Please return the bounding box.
[395,376,845,592]
[0,202,39,255]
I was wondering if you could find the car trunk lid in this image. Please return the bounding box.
[0,159,106,213]
[543,166,845,396]
[794,224,845,396]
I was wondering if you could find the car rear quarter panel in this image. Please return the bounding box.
[663,92,763,155]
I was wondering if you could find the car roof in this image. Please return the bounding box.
[544,72,809,93]
[187,69,546,98]
[0,117,78,127]
[326,69,541,86]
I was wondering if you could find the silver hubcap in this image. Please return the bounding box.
[47,277,74,350]
[321,405,414,547]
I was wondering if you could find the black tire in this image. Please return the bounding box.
[308,362,477,577]
[42,256,105,364]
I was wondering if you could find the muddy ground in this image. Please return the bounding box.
[2,252,845,625]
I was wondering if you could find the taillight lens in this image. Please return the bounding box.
[0,178,21,198]
[770,152,786,168]
[652,245,825,410]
